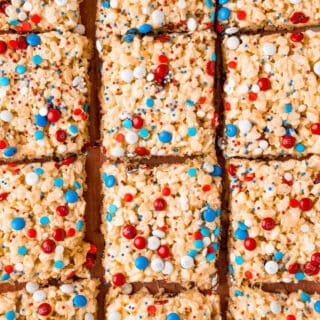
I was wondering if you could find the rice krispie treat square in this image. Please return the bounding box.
[0,31,91,161]
[96,0,215,37]
[0,157,92,283]
[98,31,217,158]
[222,31,320,158]
[106,288,221,320]
[0,0,83,32]
[101,156,222,289]
[228,156,320,285]
[228,286,320,320]
[217,0,320,32]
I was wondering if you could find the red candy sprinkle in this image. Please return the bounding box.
[289,198,299,208]
[133,236,146,250]
[286,316,296,320]
[290,32,304,42]
[157,245,170,258]
[41,239,56,254]
[206,61,215,76]
[299,198,313,211]
[135,147,149,156]
[257,77,271,91]
[261,217,275,231]
[281,135,296,149]
[311,123,320,135]
[244,237,256,251]
[55,129,67,142]
[288,263,300,274]
[153,198,167,211]
[56,205,69,217]
[311,252,320,265]
[4,265,13,273]
[132,115,143,129]
[0,40,7,54]
[158,55,168,63]
[16,36,28,49]
[112,273,125,286]
[53,228,66,241]
[0,192,8,201]
[290,11,309,24]
[124,193,133,202]
[27,228,37,238]
[147,305,157,315]
[0,140,6,149]
[31,14,41,23]
[236,10,247,20]
[38,303,52,316]
[244,271,253,279]
[89,244,97,254]
[47,109,61,123]
[67,228,75,237]
[154,64,169,79]
[304,261,319,275]
[122,225,136,239]
[162,187,171,196]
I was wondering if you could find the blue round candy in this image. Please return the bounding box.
[15,65,26,74]
[3,147,17,157]
[187,127,197,137]
[234,228,248,240]
[218,7,230,21]
[124,35,135,43]
[105,175,115,188]
[284,103,292,113]
[32,55,42,65]
[211,165,222,176]
[34,131,44,140]
[5,310,15,320]
[194,240,204,249]
[73,295,87,307]
[158,131,172,143]
[295,143,305,153]
[134,256,149,270]
[18,246,27,256]
[35,114,48,127]
[64,190,78,203]
[205,0,214,8]
[203,207,216,222]
[139,128,149,138]
[166,313,180,320]
[300,292,310,302]
[11,217,25,231]
[126,28,138,35]
[54,260,64,269]
[0,77,9,86]
[219,0,229,4]
[225,124,237,137]
[26,34,41,46]
[138,24,153,34]
[314,301,320,313]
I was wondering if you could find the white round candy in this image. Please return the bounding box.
[57,144,67,153]
[180,256,194,269]
[163,261,174,275]
[55,0,68,5]
[203,162,214,173]
[39,107,48,116]
[151,258,165,272]
[0,110,13,122]
[15,263,24,271]
[152,230,165,238]
[177,0,186,9]
[258,140,269,149]
[298,104,306,112]
[110,0,118,8]
[284,173,292,181]
[313,61,320,76]
[60,284,73,294]
[23,2,33,11]
[111,147,125,157]
[147,73,155,81]
[226,36,240,50]
[152,10,164,25]
[265,261,278,274]
[109,312,121,320]
[238,119,253,133]
[55,245,64,255]
[84,313,94,320]
[26,282,39,294]
[125,131,138,145]
[251,84,260,93]
[121,283,133,295]
[133,66,146,79]
[225,27,240,35]
[25,172,39,186]
[262,43,276,55]
[147,236,160,250]
[18,12,27,21]
[33,290,46,302]
[265,243,275,254]
[187,17,197,31]
[120,69,134,83]
[270,301,281,314]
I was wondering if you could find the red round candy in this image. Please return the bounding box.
[257,77,271,91]
[290,32,304,42]
[133,236,146,250]
[162,187,171,196]
[286,316,296,320]
[290,11,309,24]
[289,198,299,208]
[311,252,320,265]
[206,61,215,76]
[122,225,136,239]
[67,228,75,237]
[154,64,169,79]
[124,193,133,202]
[135,147,148,155]
[47,109,61,123]
[194,231,203,240]
[281,135,296,149]
[27,228,37,238]
[299,198,313,211]
[304,261,319,275]
[236,10,247,20]
[56,205,69,217]
[288,263,299,274]
[55,129,67,142]
[261,217,275,231]
[89,244,97,254]
[53,228,66,241]
[41,239,56,254]
[244,237,256,251]
[0,192,8,201]
[38,303,52,316]
[311,123,320,135]
[157,245,170,258]
[4,265,13,273]
[132,115,143,129]
[244,271,253,279]
[153,198,167,211]
[31,14,41,23]
[16,36,28,49]
[112,272,125,286]
[147,305,156,315]
[0,40,7,54]
[158,55,168,63]
[0,140,6,149]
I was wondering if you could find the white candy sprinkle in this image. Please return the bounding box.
[313,61,320,76]
[125,131,138,144]
[238,119,253,134]
[306,243,315,252]
[152,10,164,25]
[23,2,33,11]
[110,0,118,8]
[265,244,275,255]
[84,313,95,320]
[111,147,125,157]
[55,245,64,255]
[225,27,239,35]
[262,43,276,55]
[180,256,194,269]
[259,140,269,149]
[265,261,278,274]
[96,40,103,54]
[25,172,39,186]
[15,263,24,271]
[147,236,160,250]
[284,172,293,181]
[33,290,46,302]
[26,282,39,294]
[120,69,134,83]
[187,17,197,31]
[147,73,155,81]
[226,36,240,50]
[163,261,174,275]
[60,284,73,294]
[270,301,281,314]
[57,144,67,153]
[152,230,165,238]
[151,258,165,272]
[18,12,27,21]
[301,224,309,233]
[55,0,68,5]
[203,237,211,247]
[244,219,253,227]
[39,107,48,116]
[197,110,205,118]
[121,283,133,295]
[298,104,306,112]
[119,111,132,120]
[251,84,260,93]
[203,162,214,173]
[109,312,121,320]
[264,63,272,73]
[142,7,150,14]
[0,110,13,122]
[133,66,146,79]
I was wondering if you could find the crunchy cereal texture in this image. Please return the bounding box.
[0,157,90,283]
[223,31,320,158]
[0,31,91,161]
[106,288,221,320]
[0,292,21,319]
[228,156,320,285]
[218,0,320,31]
[228,286,320,320]
[101,156,222,289]
[96,0,215,36]
[0,0,82,32]
[98,31,217,158]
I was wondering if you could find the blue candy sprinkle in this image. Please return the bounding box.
[26,34,41,46]
[314,301,320,313]
[64,190,78,203]
[32,55,42,65]
[194,240,204,249]
[15,65,26,74]
[69,125,78,135]
[146,98,154,107]
[187,127,197,137]
[225,124,237,137]
[39,216,50,225]
[73,295,87,307]
[54,178,64,188]
[18,246,27,256]
[54,260,64,269]
[138,24,153,34]
[139,128,149,138]
[274,252,283,260]
[35,114,48,127]
[284,103,292,113]
[104,175,115,188]
[166,313,180,320]
[206,253,215,261]
[134,256,149,270]
[202,204,216,222]
[235,256,244,265]
[0,77,9,86]
[188,168,197,177]
[11,217,25,231]
[295,272,304,281]
[123,119,133,129]
[234,228,248,240]
[211,165,222,177]
[295,143,305,153]
[218,7,230,21]
[34,131,44,140]
[300,292,310,302]
[158,131,172,143]
[5,311,15,320]
[3,147,17,157]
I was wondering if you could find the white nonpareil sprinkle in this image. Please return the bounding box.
[177,0,186,9]
[152,229,165,238]
[133,66,146,79]
[26,282,39,294]
[203,162,214,173]
[84,313,95,320]
[264,261,278,274]
[300,224,309,233]
[313,61,320,76]
[180,255,194,269]
[265,243,275,254]
[238,119,253,134]
[187,17,197,31]
[121,283,133,295]
[0,110,13,122]
[226,36,240,50]
[60,284,73,294]
[111,147,125,157]
[55,0,68,5]
[125,131,139,145]
[110,0,118,8]
[262,43,277,55]
[163,261,174,274]
[25,172,39,186]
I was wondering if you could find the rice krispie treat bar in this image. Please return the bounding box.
[0,0,83,32]
[0,31,91,161]
[0,157,93,283]
[98,31,217,158]
[228,286,320,320]
[217,0,320,32]
[222,30,320,158]
[101,156,222,289]
[106,288,221,320]
[228,156,320,285]
[96,0,215,37]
